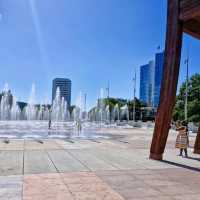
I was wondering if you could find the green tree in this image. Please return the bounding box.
[173,73,200,122]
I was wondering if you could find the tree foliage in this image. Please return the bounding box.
[173,73,200,122]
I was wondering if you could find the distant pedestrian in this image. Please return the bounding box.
[76,119,82,135]
[48,119,51,129]
[175,121,189,157]
[48,109,52,130]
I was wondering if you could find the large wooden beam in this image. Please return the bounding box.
[180,0,200,21]
[150,0,183,160]
[183,18,200,40]
[194,122,200,154]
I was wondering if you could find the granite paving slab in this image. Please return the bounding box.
[47,150,88,172]
[0,151,23,176]
[0,175,22,200]
[24,151,56,174]
[68,149,118,171]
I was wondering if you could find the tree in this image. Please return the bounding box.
[173,73,200,122]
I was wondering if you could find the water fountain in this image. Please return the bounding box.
[0,84,130,139]
[25,84,37,120]
[120,104,129,121]
[10,97,21,120]
[51,87,68,121]
[112,104,120,122]
[0,89,11,120]
[105,105,110,122]
[0,83,71,122]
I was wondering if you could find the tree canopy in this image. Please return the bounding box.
[173,73,200,122]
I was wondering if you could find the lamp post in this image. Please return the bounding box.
[84,93,87,120]
[133,70,136,122]
[106,81,110,99]
[184,49,189,122]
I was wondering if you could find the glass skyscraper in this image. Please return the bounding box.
[140,61,155,106]
[154,52,164,108]
[52,78,72,106]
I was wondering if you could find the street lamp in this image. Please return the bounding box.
[132,69,136,122]
[184,49,189,122]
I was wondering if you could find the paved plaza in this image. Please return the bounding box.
[0,126,199,200]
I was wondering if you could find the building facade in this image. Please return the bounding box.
[139,51,164,108]
[140,61,155,106]
[52,78,72,106]
[154,52,164,108]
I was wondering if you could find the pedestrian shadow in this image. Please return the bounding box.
[161,159,200,172]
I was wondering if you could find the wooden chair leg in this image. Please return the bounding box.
[194,122,200,154]
[150,0,183,160]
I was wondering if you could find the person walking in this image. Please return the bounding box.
[76,119,82,135]
[175,121,189,157]
[48,109,52,130]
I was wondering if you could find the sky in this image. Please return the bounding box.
[0,0,199,109]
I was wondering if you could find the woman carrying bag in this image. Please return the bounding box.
[175,121,189,157]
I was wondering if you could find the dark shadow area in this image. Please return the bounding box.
[186,156,200,161]
[161,160,200,172]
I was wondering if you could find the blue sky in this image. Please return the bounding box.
[0,0,199,109]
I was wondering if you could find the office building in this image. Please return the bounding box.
[154,52,164,108]
[52,78,71,106]
[140,61,155,106]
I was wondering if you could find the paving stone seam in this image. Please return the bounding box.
[86,150,121,171]
[98,150,142,170]
[86,150,123,170]
[95,169,183,199]
[65,149,92,172]
[22,140,25,175]
[45,150,60,173]
[57,173,80,200]
[71,148,120,171]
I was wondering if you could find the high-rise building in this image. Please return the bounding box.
[140,61,155,106]
[154,52,164,108]
[52,78,72,106]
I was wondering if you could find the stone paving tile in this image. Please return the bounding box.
[142,179,180,186]
[89,149,143,170]
[24,141,45,150]
[72,190,124,200]
[23,192,73,200]
[24,151,57,174]
[153,185,200,196]
[68,149,118,171]
[62,172,125,200]
[0,151,23,176]
[173,194,200,200]
[96,169,200,199]
[23,172,125,200]
[55,139,100,150]
[123,196,175,200]
[0,140,24,151]
[115,187,162,199]
[47,150,88,172]
[23,174,73,200]
[0,175,22,200]
[0,127,200,199]
[96,170,167,199]
[133,173,170,181]
[95,170,130,177]
[24,140,61,150]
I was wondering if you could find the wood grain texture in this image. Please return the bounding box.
[180,0,200,39]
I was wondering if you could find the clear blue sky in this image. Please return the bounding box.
[0,0,199,109]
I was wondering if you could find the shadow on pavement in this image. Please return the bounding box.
[161,159,200,172]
